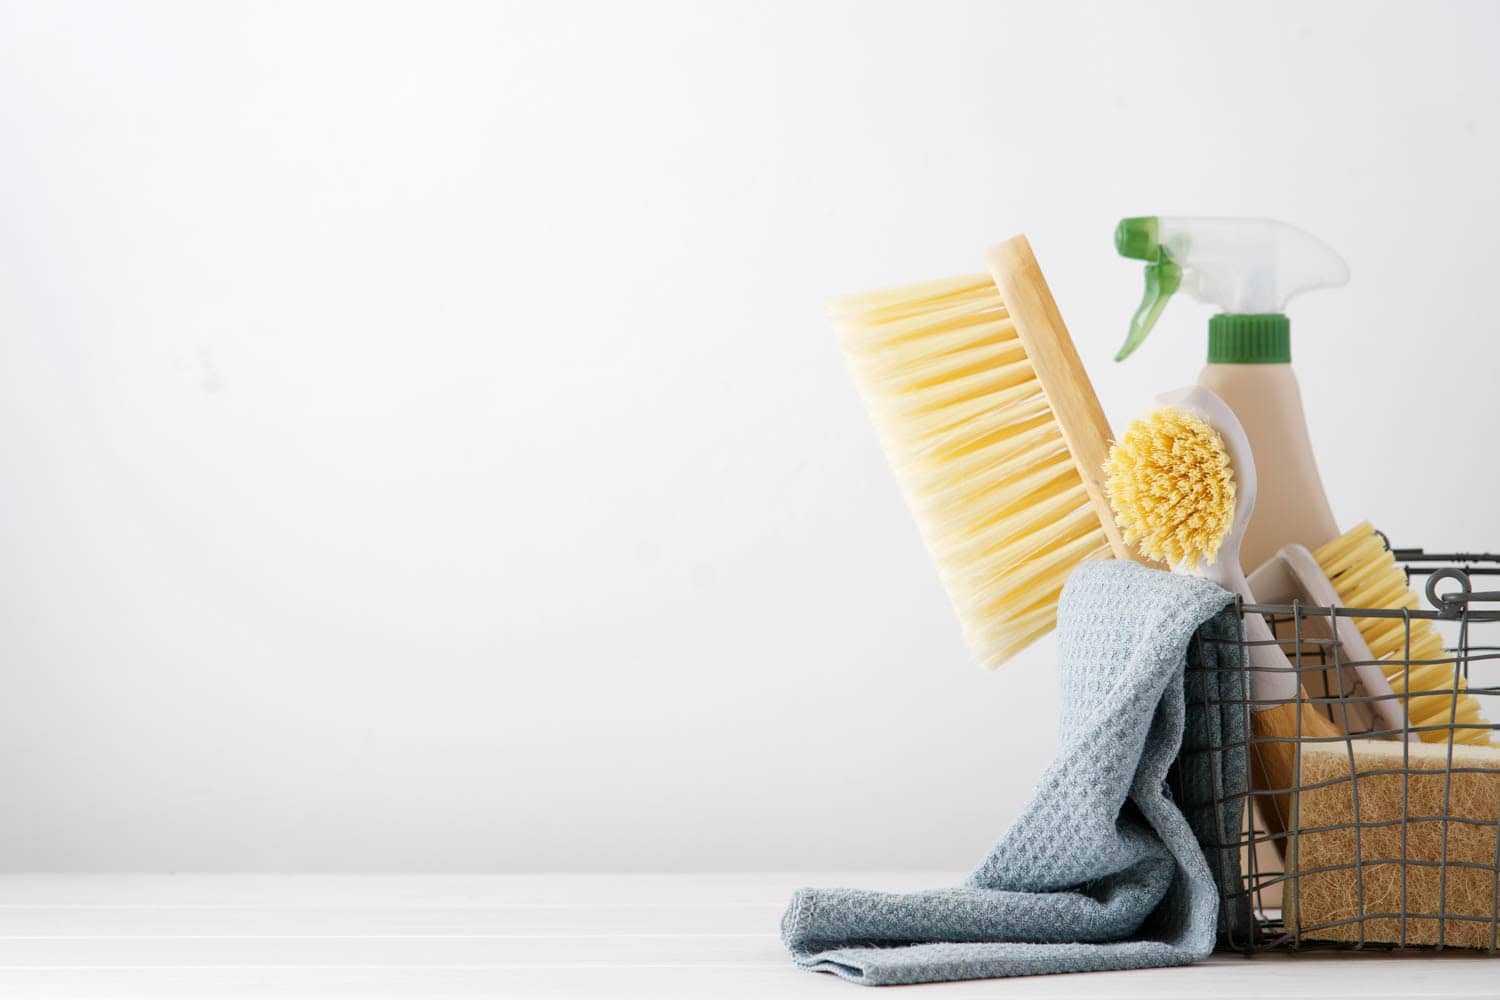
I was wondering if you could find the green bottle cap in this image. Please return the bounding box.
[1208,314,1291,363]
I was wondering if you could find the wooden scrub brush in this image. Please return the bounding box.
[832,236,1138,669]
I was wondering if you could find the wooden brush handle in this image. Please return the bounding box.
[985,236,1134,563]
[1249,694,1343,852]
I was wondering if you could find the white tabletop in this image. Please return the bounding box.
[0,872,1493,998]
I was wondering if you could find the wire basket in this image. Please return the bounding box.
[1175,544,1500,953]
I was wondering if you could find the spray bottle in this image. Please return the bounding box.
[1114,216,1349,572]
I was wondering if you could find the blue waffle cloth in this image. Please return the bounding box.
[782,560,1249,985]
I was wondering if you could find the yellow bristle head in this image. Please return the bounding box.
[833,272,1111,669]
[1314,522,1494,746]
[1103,408,1236,568]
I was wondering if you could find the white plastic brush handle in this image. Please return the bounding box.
[1250,543,1413,739]
[1154,387,1345,856]
[1154,386,1298,706]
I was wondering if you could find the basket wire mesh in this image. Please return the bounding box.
[1176,544,1500,953]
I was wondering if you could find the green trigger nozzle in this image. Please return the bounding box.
[1114,217,1180,361]
[1115,217,1158,261]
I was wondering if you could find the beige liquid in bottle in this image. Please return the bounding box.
[1198,362,1339,573]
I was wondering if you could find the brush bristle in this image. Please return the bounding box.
[1104,408,1235,568]
[834,273,1111,669]
[1314,522,1493,746]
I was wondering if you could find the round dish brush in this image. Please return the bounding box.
[1106,387,1341,847]
[1315,522,1493,745]
[1104,406,1236,568]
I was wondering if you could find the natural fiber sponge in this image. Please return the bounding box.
[1105,408,1235,567]
[1289,738,1500,948]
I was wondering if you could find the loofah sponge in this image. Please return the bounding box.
[1105,408,1236,567]
[1289,738,1500,947]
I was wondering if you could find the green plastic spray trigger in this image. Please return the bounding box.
[1112,216,1349,363]
[1114,217,1181,361]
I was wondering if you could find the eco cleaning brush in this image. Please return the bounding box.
[1315,522,1493,745]
[833,237,1137,668]
[1106,386,1342,847]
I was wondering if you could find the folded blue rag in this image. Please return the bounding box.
[782,560,1249,985]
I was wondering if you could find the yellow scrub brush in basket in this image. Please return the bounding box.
[1315,522,1493,745]
[833,236,1140,668]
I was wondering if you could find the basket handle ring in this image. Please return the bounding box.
[1426,566,1473,613]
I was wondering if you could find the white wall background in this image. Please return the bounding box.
[2,0,1498,871]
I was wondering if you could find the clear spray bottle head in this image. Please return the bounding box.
[1113,217,1350,361]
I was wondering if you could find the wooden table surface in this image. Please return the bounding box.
[0,872,1494,998]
